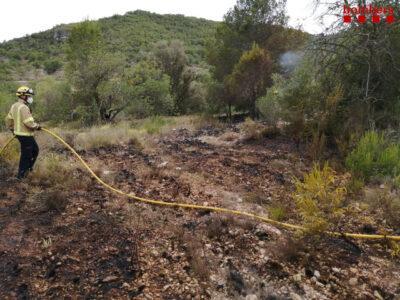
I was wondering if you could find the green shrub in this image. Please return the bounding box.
[256,73,284,126]
[35,77,73,124]
[293,163,346,234]
[345,131,400,181]
[43,59,62,74]
[269,205,287,221]
[141,116,173,134]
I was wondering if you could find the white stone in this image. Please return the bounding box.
[293,274,302,282]
[157,161,168,168]
[349,277,358,286]
[374,290,384,300]
[289,292,303,300]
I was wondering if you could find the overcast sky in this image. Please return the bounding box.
[0,0,331,42]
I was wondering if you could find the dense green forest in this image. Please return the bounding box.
[0,5,308,127]
[0,10,218,80]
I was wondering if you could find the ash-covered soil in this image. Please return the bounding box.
[0,124,399,299]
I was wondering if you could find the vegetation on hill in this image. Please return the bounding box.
[0,10,218,80]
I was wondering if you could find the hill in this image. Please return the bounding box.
[0,10,218,80]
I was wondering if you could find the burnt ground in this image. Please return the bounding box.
[0,124,400,299]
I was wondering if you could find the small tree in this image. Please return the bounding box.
[35,77,73,124]
[66,20,124,123]
[124,60,174,117]
[293,163,347,234]
[226,44,273,118]
[207,0,287,82]
[153,40,189,113]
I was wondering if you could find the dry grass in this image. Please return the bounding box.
[29,153,90,189]
[30,188,69,212]
[190,115,226,131]
[37,128,78,153]
[243,192,270,206]
[74,125,142,151]
[365,186,400,228]
[0,134,20,166]
[205,215,256,240]
[185,236,210,280]
[240,118,267,141]
[168,224,210,280]
[272,237,307,263]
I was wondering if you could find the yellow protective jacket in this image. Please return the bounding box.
[5,100,39,136]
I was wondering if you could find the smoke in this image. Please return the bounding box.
[279,51,303,73]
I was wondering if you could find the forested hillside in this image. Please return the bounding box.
[0,10,217,80]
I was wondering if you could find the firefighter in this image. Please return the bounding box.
[5,86,41,179]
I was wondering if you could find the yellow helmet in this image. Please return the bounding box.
[16,86,35,97]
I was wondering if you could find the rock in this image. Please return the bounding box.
[122,282,130,289]
[293,273,302,282]
[228,269,245,293]
[349,277,358,286]
[290,292,303,300]
[157,161,168,168]
[256,223,282,236]
[314,270,321,278]
[245,294,258,300]
[374,290,384,300]
[255,228,269,241]
[332,267,341,273]
[162,285,170,291]
[102,275,118,283]
[77,207,83,213]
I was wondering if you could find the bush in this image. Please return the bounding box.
[123,60,175,118]
[293,163,347,234]
[32,188,69,212]
[0,82,18,131]
[35,77,73,125]
[269,205,287,221]
[256,74,284,126]
[43,59,62,74]
[345,131,400,182]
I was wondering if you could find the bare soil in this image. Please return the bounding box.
[0,124,399,299]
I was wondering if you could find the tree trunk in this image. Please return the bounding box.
[228,103,232,124]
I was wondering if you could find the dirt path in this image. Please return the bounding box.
[1,125,399,299]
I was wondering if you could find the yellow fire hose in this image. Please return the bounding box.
[1,128,400,242]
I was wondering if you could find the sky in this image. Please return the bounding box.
[0,0,331,42]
